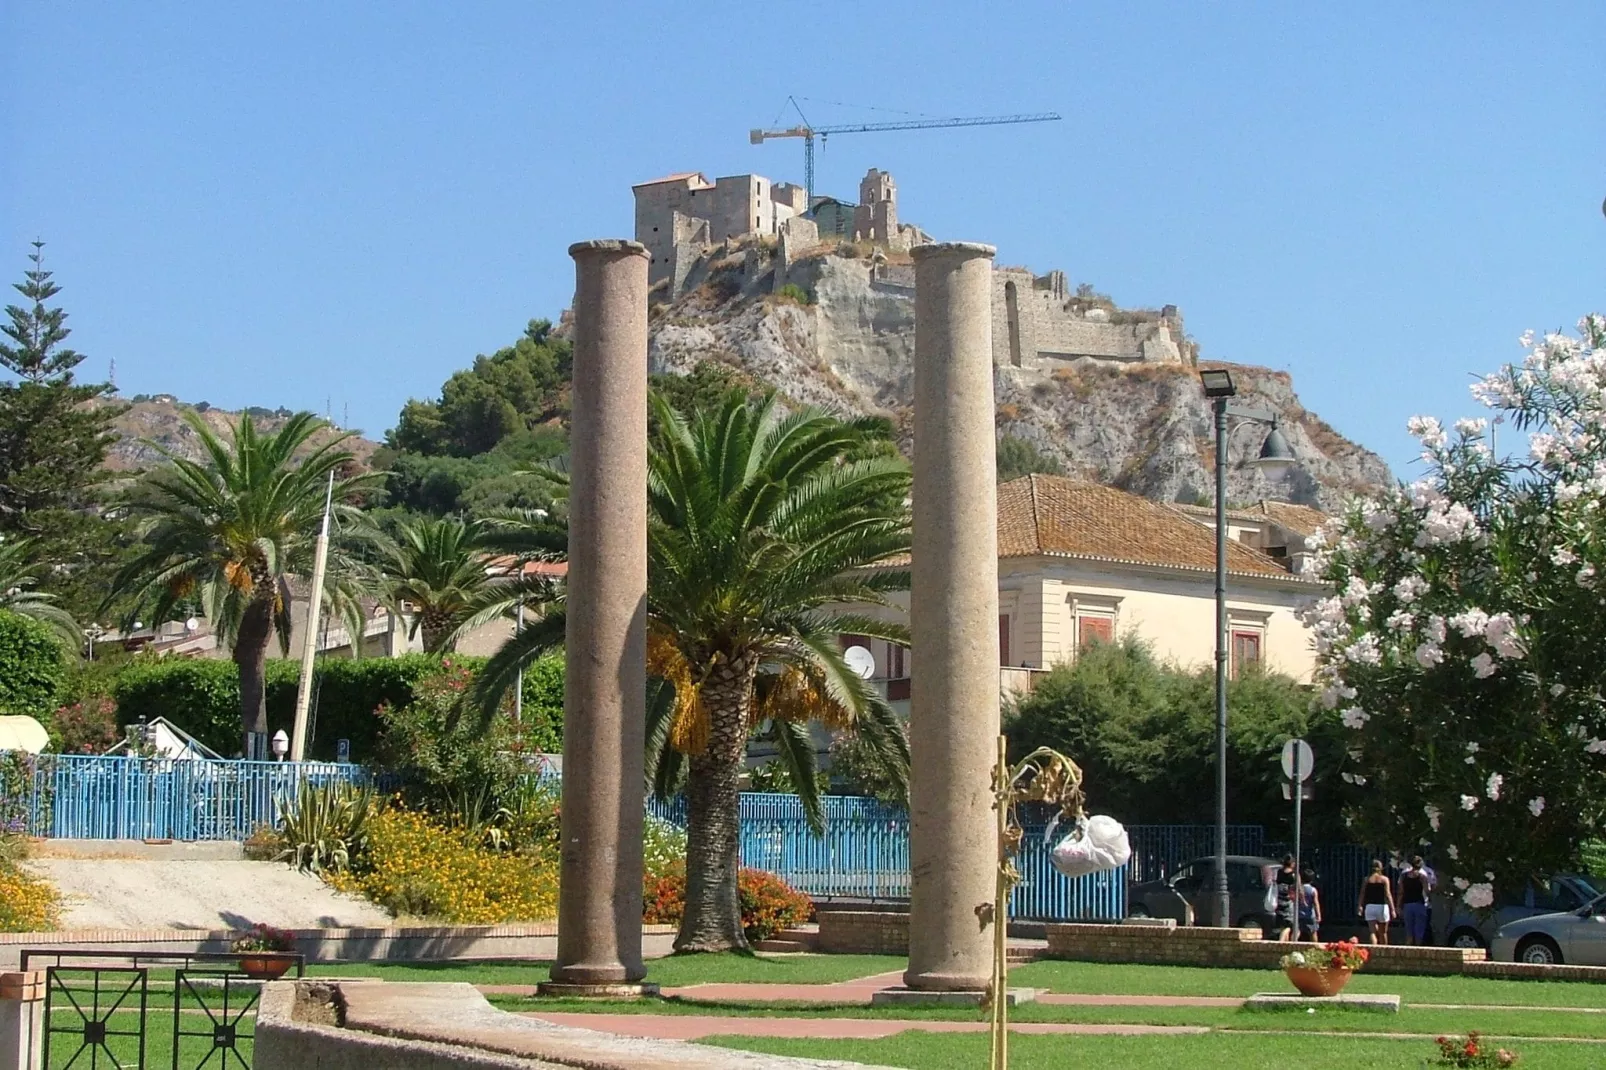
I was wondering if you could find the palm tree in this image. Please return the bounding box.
[107,412,376,754]
[471,390,913,952]
[0,537,80,645]
[370,515,498,653]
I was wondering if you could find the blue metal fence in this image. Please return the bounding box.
[2,754,377,841]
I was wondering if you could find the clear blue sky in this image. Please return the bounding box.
[3,3,1602,475]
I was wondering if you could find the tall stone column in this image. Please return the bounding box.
[547,240,650,990]
[905,242,999,993]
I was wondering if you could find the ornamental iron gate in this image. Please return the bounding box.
[43,966,148,1070]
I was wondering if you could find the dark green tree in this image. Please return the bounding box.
[0,243,126,626]
[388,320,571,457]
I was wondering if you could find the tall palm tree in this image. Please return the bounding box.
[0,537,80,645]
[471,391,913,952]
[370,515,498,653]
[107,412,376,754]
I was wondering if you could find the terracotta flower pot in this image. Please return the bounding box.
[1284,964,1352,997]
[238,957,293,980]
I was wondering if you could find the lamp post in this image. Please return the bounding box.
[1198,367,1297,927]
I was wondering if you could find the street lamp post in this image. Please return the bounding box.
[1198,368,1296,927]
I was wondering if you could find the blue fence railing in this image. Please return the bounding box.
[6,754,1376,924]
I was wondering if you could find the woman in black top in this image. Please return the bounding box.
[1357,859,1396,945]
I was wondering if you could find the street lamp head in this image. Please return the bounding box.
[1200,368,1236,399]
[1254,424,1297,478]
[271,729,290,759]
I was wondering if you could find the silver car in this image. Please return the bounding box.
[1490,892,1606,965]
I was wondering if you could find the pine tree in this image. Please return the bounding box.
[0,242,121,525]
[0,242,127,630]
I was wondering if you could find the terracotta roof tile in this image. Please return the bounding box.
[998,475,1300,579]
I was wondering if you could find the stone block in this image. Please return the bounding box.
[870,987,1036,1008]
[1246,991,1401,1013]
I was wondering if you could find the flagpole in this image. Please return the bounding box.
[290,473,335,762]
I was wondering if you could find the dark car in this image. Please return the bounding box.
[1128,855,1282,930]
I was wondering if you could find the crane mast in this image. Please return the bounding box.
[750,107,1061,203]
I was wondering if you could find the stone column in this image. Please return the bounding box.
[547,240,650,990]
[905,242,1000,993]
[0,971,44,1070]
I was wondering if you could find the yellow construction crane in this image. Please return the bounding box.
[750,98,1061,203]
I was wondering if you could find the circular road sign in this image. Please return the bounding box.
[1281,738,1315,782]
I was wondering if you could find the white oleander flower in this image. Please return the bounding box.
[1529,797,1546,816]
[1460,794,1479,811]
[1341,707,1371,730]
[1448,845,1459,860]
[1415,643,1445,669]
[1424,804,1442,831]
[1485,773,1503,801]
[1471,653,1497,679]
[1464,883,1495,909]
[1454,876,1470,890]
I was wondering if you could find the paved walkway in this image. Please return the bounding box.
[522,1013,1209,1040]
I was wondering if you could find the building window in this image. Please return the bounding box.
[1077,616,1113,651]
[998,615,1011,666]
[1231,630,1262,678]
[887,642,906,680]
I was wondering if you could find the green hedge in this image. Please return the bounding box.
[110,653,564,761]
[0,610,66,721]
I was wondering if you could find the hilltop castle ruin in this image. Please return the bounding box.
[632,167,1193,370]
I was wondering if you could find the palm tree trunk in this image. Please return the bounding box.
[675,654,755,953]
[234,596,275,757]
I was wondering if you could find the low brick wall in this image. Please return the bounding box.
[1044,923,1483,976]
[0,924,677,971]
[816,911,909,955]
[1465,960,1606,983]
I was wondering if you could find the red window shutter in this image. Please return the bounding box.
[1231,631,1262,678]
[839,633,870,651]
[1078,616,1113,650]
[998,615,1011,667]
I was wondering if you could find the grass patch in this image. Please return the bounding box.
[495,994,1606,1039]
[307,953,905,988]
[699,1032,1600,1070]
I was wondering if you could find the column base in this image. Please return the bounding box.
[870,987,1036,1008]
[534,982,660,999]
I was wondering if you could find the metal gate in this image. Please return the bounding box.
[172,971,260,1069]
[43,966,148,1069]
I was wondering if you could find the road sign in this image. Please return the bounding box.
[1281,738,1314,782]
[1281,781,1314,800]
[336,738,351,764]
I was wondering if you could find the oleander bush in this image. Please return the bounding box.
[642,865,811,941]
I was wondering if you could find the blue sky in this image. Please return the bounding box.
[3,2,1602,475]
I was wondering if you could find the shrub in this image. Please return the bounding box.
[773,283,813,306]
[1433,1032,1519,1067]
[0,609,66,721]
[277,780,375,874]
[231,923,295,953]
[641,866,811,941]
[243,823,283,861]
[330,807,558,923]
[375,659,553,808]
[51,697,119,754]
[0,833,58,931]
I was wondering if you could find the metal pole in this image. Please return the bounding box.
[1292,745,1303,938]
[290,473,335,762]
[513,599,525,724]
[1214,397,1231,928]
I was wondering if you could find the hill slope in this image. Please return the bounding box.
[647,245,1389,511]
[101,397,381,472]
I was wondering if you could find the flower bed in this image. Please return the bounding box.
[0,834,57,932]
[643,866,811,941]
[1280,940,1371,996]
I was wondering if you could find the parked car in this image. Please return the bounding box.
[1128,855,1281,930]
[1490,892,1606,965]
[1437,873,1601,950]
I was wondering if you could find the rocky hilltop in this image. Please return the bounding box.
[647,241,1390,511]
[100,396,380,473]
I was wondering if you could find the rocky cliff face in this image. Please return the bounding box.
[649,247,1390,511]
[100,398,379,473]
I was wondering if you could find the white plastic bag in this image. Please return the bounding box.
[1047,814,1131,879]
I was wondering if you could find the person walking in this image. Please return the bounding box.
[1298,867,1322,942]
[1398,856,1432,946]
[1358,860,1396,945]
[1274,855,1299,941]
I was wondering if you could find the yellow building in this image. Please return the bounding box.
[844,475,1326,709]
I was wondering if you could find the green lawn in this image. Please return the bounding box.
[1013,959,1606,1008]
[492,993,1606,1040]
[307,952,906,988]
[700,1032,1595,1070]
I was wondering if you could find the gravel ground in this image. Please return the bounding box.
[30,857,394,930]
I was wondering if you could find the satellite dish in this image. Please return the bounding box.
[184,617,199,633]
[844,645,876,679]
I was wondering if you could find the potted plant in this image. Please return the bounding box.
[1279,939,1370,997]
[231,923,297,980]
